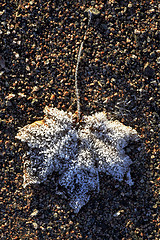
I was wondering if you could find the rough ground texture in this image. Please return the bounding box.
[0,0,159,239]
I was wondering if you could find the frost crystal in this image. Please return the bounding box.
[16,106,139,213]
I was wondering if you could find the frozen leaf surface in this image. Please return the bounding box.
[16,106,139,213]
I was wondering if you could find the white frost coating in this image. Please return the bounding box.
[16,106,139,213]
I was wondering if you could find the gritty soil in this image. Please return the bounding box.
[0,1,159,239]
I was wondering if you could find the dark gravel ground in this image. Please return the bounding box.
[0,0,159,239]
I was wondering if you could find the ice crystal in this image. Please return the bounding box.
[16,106,139,213]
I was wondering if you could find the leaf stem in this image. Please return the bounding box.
[75,10,92,121]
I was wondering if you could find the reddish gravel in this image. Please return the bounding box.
[0,0,159,239]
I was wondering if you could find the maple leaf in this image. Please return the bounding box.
[16,106,139,213]
[16,10,139,213]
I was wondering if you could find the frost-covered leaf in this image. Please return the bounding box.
[16,106,139,213]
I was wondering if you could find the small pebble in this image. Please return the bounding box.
[32,222,38,230]
[156,57,160,64]
[144,62,155,77]
[30,209,39,217]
